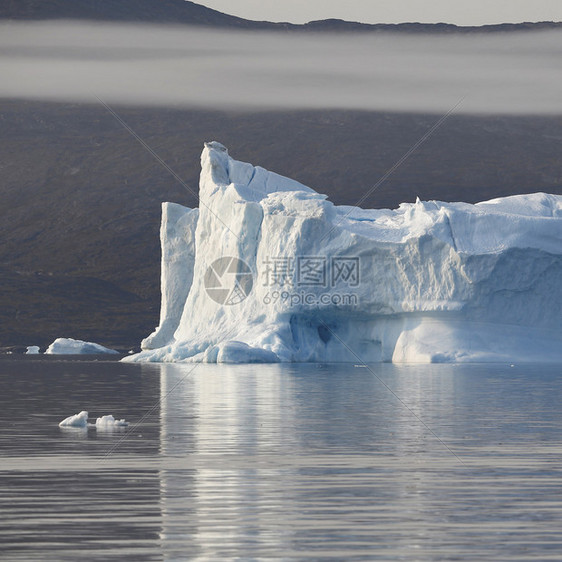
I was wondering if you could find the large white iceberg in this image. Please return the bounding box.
[125,142,562,364]
[45,338,119,355]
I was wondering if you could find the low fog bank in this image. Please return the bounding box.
[1,22,561,114]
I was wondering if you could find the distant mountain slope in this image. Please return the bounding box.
[0,0,560,32]
[0,101,561,350]
[301,19,562,33]
[0,0,263,27]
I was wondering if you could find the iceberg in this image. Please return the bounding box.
[59,410,89,428]
[125,142,562,364]
[45,338,119,355]
[58,411,129,429]
[25,346,40,355]
[94,415,129,429]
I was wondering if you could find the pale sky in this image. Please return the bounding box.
[199,0,562,26]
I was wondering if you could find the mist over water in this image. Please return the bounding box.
[1,22,561,114]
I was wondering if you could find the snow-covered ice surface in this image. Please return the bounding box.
[45,338,119,355]
[125,142,562,364]
[58,410,89,428]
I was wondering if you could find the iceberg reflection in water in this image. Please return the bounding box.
[155,362,562,560]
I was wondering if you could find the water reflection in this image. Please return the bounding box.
[154,362,562,559]
[158,363,291,559]
[1,359,562,559]
[157,362,467,458]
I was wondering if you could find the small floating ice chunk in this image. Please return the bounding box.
[45,338,119,355]
[94,415,129,428]
[26,346,40,355]
[59,410,89,428]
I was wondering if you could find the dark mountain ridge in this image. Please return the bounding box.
[1,0,560,33]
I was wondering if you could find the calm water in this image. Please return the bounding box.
[1,358,561,560]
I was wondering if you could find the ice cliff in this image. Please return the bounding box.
[126,142,562,364]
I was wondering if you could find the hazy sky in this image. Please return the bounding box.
[200,0,562,26]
